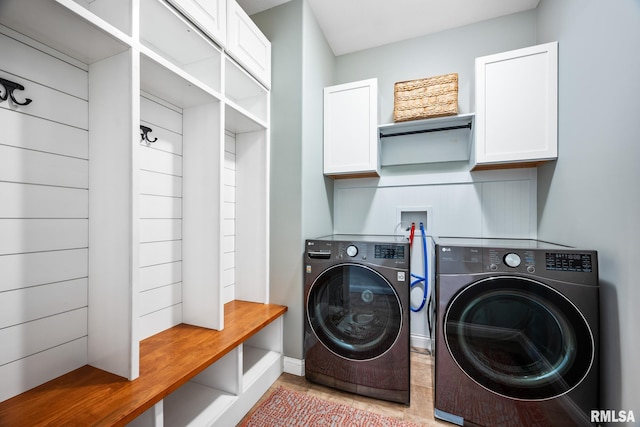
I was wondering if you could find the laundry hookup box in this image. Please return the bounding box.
[393,72,458,122]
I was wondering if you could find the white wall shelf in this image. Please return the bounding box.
[225,56,269,122]
[0,0,132,65]
[65,0,133,36]
[378,113,474,166]
[140,52,223,108]
[226,102,268,133]
[140,0,223,94]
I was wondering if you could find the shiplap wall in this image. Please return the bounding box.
[138,95,184,340]
[223,131,237,303]
[333,170,537,239]
[0,33,89,402]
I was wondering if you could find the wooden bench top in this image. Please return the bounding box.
[0,300,288,426]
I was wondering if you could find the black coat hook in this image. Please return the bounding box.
[0,77,32,106]
[140,125,158,145]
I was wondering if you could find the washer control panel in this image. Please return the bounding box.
[503,253,521,268]
[306,237,409,268]
[346,245,358,257]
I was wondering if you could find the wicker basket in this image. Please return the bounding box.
[393,73,458,122]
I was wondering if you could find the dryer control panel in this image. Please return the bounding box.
[435,238,598,285]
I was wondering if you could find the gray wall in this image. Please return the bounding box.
[336,11,538,123]
[536,0,640,415]
[253,0,335,360]
[300,1,335,241]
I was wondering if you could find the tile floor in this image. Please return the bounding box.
[238,349,451,426]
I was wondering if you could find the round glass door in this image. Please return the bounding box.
[307,264,402,361]
[445,276,594,400]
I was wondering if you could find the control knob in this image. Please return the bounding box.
[504,253,522,268]
[346,245,358,257]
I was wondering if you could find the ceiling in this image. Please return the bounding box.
[237,0,540,56]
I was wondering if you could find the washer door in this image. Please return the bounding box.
[444,276,594,400]
[307,264,403,361]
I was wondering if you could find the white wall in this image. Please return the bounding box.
[536,0,640,417]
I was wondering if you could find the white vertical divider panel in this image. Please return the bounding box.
[182,102,224,330]
[88,48,140,380]
[235,128,269,304]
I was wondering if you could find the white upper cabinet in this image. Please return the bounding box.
[226,0,271,88]
[324,78,379,178]
[166,0,227,47]
[474,41,558,170]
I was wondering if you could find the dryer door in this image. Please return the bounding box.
[444,276,594,400]
[307,263,402,361]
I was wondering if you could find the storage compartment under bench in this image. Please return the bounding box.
[0,301,287,427]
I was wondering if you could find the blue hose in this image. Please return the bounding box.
[410,222,428,312]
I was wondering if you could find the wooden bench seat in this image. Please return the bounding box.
[0,300,287,426]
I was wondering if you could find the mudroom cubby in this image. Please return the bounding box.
[0,0,278,422]
[140,0,223,95]
[162,312,283,426]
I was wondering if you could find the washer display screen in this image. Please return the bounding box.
[375,245,405,259]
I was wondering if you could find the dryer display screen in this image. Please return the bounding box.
[546,253,593,272]
[375,245,405,259]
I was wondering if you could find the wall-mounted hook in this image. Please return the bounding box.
[140,125,158,145]
[0,77,32,106]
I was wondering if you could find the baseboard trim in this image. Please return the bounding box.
[283,356,305,376]
[410,334,433,352]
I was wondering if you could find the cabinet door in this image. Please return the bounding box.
[226,0,271,88]
[167,0,226,47]
[324,79,379,178]
[474,42,558,169]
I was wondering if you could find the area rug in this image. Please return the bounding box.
[240,387,421,427]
